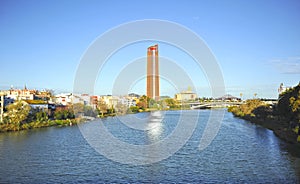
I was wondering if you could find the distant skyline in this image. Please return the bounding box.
[1,0,300,99]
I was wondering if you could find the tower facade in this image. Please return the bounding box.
[147,44,159,100]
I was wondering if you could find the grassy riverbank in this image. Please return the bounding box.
[228,83,300,156]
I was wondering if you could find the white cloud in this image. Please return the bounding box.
[269,57,300,74]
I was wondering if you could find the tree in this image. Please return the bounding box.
[98,101,108,117]
[5,101,30,130]
[36,111,48,122]
[278,83,300,122]
[129,106,139,113]
[72,103,84,115]
[164,98,177,108]
[54,109,74,120]
[137,95,150,109]
[83,106,97,117]
[289,90,300,113]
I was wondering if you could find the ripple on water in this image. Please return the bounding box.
[0,110,299,183]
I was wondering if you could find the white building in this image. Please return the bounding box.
[120,97,137,107]
[55,93,91,106]
[4,87,36,100]
[278,83,291,94]
[55,93,73,105]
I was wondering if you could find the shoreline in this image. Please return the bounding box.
[0,118,87,133]
[2,107,300,157]
[229,108,300,158]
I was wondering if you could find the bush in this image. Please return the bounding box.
[54,109,75,120]
[228,99,265,117]
[129,106,139,113]
[278,83,300,122]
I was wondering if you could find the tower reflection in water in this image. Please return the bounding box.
[146,111,164,143]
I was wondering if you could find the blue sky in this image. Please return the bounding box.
[1,0,299,99]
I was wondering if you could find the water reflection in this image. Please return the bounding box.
[0,111,299,183]
[146,111,164,143]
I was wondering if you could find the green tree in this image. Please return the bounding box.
[289,91,300,113]
[164,98,177,108]
[228,99,265,117]
[129,106,139,113]
[36,110,48,122]
[5,101,31,131]
[54,109,74,120]
[278,83,300,122]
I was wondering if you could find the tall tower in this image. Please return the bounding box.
[147,44,159,100]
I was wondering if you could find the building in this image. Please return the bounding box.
[147,44,160,100]
[175,89,197,101]
[99,95,119,108]
[278,83,291,94]
[128,93,140,98]
[79,94,90,105]
[120,96,137,107]
[4,86,36,100]
[54,93,91,106]
[90,95,99,109]
[216,94,241,102]
[4,96,14,106]
[55,93,73,105]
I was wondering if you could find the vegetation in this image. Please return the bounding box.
[3,101,31,131]
[0,101,82,133]
[228,99,265,117]
[277,84,300,123]
[25,100,47,104]
[54,109,75,120]
[136,95,150,110]
[229,83,300,146]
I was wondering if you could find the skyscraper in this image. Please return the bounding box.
[147,44,159,100]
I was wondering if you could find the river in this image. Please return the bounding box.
[0,110,299,183]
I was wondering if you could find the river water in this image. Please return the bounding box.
[0,110,299,183]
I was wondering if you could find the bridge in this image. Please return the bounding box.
[188,101,243,109]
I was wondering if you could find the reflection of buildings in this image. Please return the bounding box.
[147,44,159,100]
[175,88,197,101]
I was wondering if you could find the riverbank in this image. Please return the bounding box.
[229,106,300,157]
[0,118,88,133]
[228,83,300,157]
